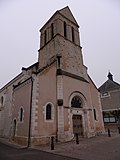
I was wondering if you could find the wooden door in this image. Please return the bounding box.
[72,115,83,136]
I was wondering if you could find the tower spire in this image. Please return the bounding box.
[107,72,113,81]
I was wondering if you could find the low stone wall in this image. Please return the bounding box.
[31,135,57,146]
[13,135,57,146]
[14,136,28,146]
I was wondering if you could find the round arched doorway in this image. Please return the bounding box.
[69,92,87,137]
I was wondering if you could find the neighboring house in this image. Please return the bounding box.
[0,6,104,146]
[99,72,120,131]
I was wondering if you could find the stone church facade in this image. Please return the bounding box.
[0,6,104,146]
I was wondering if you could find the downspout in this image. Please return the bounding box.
[56,55,62,142]
[56,56,59,142]
[56,66,58,142]
[27,77,33,147]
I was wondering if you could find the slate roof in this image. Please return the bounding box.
[99,72,120,93]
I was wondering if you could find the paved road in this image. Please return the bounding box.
[1,135,120,160]
[0,142,79,160]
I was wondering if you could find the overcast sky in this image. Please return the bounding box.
[0,0,120,88]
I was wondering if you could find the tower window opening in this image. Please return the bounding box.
[44,30,47,44]
[1,96,4,106]
[64,21,67,38]
[72,27,75,42]
[51,23,54,38]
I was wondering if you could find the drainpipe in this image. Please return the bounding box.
[56,55,63,141]
[56,73,58,142]
[27,77,33,147]
[56,56,59,142]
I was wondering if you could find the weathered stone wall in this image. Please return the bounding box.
[12,79,32,138]
[37,64,57,138]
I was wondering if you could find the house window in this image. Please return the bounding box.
[44,30,47,44]
[64,21,67,38]
[72,27,75,42]
[46,104,52,120]
[101,92,110,98]
[20,107,23,122]
[104,117,116,123]
[93,109,97,120]
[103,110,118,123]
[71,96,82,108]
[51,23,54,38]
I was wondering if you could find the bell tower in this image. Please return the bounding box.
[38,6,88,80]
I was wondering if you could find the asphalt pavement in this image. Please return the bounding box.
[0,141,79,160]
[0,133,120,160]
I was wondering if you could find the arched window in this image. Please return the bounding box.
[71,96,82,108]
[20,108,23,122]
[13,119,17,139]
[46,104,52,120]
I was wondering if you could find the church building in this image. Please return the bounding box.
[0,6,104,146]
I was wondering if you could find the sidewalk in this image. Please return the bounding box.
[33,133,120,160]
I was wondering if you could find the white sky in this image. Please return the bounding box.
[0,0,120,88]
